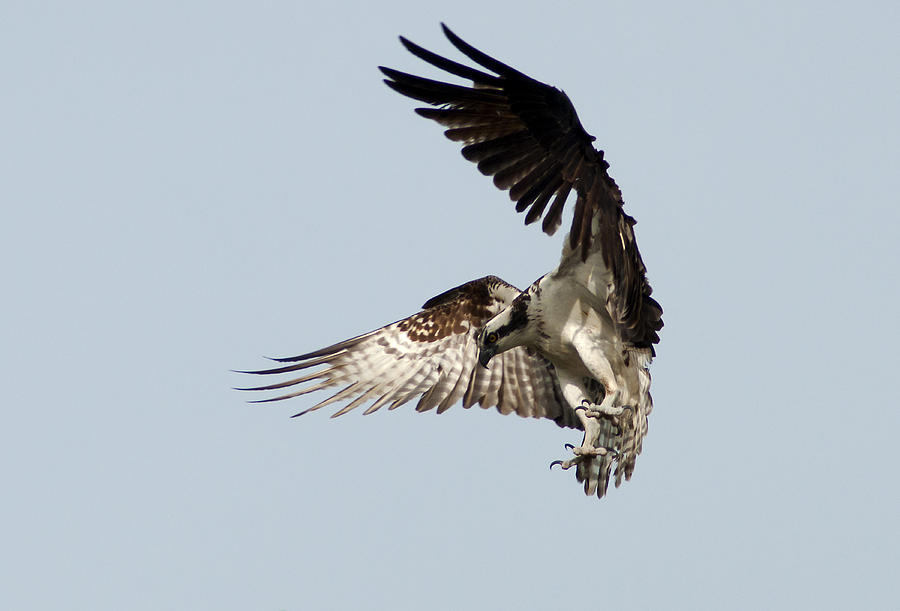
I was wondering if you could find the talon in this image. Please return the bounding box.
[551,438,620,473]
[581,404,631,420]
[550,457,580,471]
[573,444,619,459]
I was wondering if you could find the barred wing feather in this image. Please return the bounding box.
[239,276,578,429]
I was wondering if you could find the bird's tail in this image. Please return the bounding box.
[575,351,653,499]
[575,453,616,499]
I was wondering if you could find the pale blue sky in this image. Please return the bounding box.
[3,1,899,609]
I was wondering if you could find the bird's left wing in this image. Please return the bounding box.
[238,276,578,428]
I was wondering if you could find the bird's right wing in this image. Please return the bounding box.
[381,24,661,351]
[238,276,579,429]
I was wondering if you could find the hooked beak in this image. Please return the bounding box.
[478,346,495,369]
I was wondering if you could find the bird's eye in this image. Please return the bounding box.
[485,332,499,345]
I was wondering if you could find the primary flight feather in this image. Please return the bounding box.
[240,24,663,499]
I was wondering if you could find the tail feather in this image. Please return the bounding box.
[573,350,653,499]
[575,454,615,499]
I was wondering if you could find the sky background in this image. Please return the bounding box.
[3,1,899,609]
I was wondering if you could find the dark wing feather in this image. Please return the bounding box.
[238,276,579,428]
[380,24,662,349]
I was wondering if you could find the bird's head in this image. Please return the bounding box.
[477,293,533,368]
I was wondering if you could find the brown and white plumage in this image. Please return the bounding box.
[240,275,629,496]
[241,25,663,499]
[240,277,576,427]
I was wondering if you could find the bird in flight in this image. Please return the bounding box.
[239,24,663,499]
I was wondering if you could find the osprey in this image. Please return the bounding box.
[240,25,663,499]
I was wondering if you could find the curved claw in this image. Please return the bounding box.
[564,443,575,451]
[549,458,578,471]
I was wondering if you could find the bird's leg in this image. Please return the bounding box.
[580,391,631,419]
[569,332,629,418]
[551,374,618,470]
